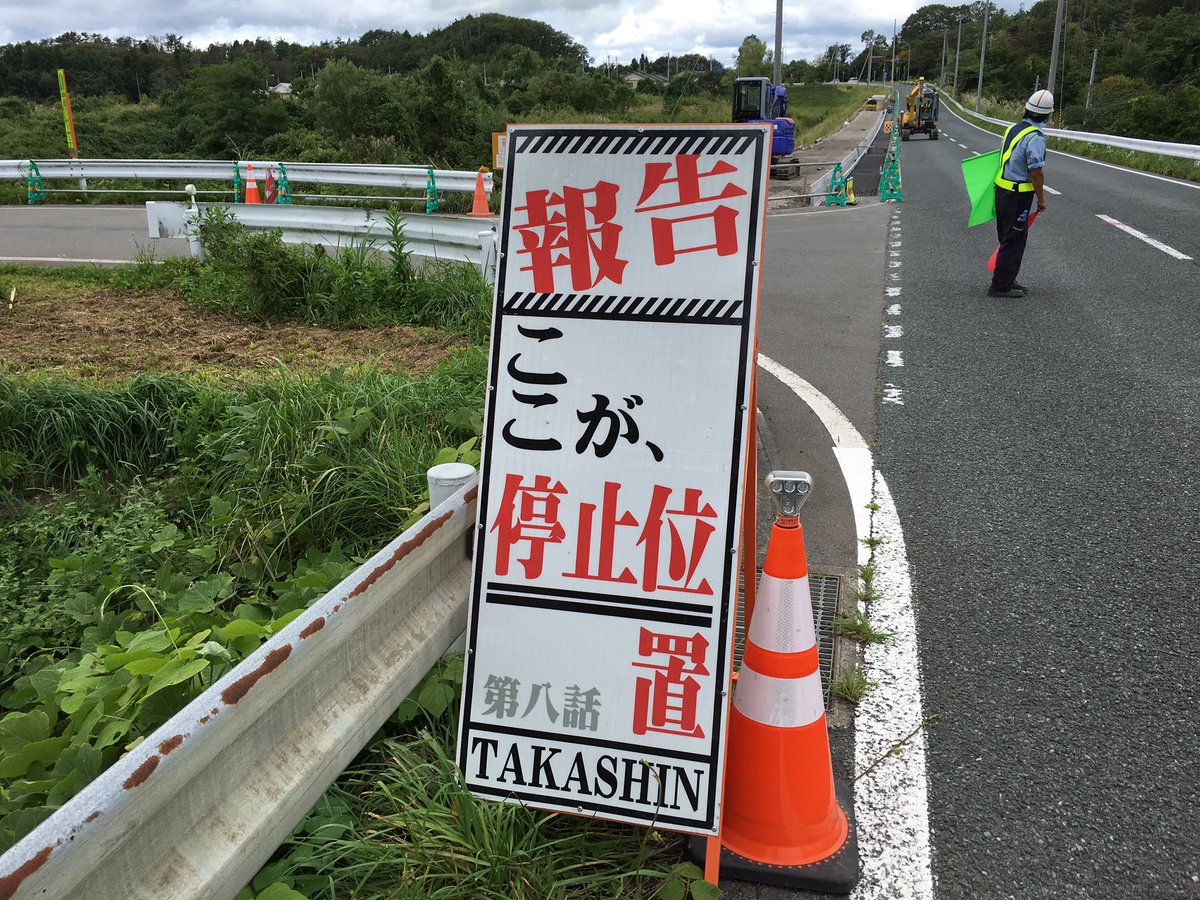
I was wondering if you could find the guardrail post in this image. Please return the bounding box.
[428,463,477,509]
[183,186,205,261]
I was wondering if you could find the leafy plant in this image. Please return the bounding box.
[251,655,693,899]
[831,667,875,704]
[0,354,486,851]
[830,607,893,645]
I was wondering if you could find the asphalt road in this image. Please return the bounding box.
[0,204,191,264]
[3,127,1198,896]
[880,105,1200,898]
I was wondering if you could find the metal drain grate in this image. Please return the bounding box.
[734,572,841,697]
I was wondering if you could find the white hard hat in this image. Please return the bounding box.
[1026,89,1054,115]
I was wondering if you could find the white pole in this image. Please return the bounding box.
[774,0,783,85]
[954,19,963,93]
[940,29,948,87]
[891,20,897,84]
[1085,47,1099,109]
[1048,0,1066,101]
[976,2,990,113]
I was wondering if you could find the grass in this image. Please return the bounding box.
[831,667,875,704]
[789,85,878,147]
[0,352,486,852]
[938,88,1200,182]
[243,658,706,900]
[830,607,893,645]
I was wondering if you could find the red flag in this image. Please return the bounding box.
[987,210,1038,272]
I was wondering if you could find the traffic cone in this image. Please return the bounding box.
[690,471,859,892]
[264,168,278,204]
[243,164,261,204]
[467,167,491,217]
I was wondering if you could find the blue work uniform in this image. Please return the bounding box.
[991,118,1046,292]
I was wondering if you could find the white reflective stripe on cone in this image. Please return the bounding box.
[747,572,816,654]
[734,668,826,728]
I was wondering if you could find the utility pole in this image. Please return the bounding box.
[891,20,897,84]
[976,1,990,113]
[774,0,783,85]
[1085,48,1098,108]
[1048,0,1066,101]
[940,29,948,87]
[953,18,963,93]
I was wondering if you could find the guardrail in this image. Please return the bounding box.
[809,109,888,203]
[147,201,499,283]
[0,480,477,900]
[0,159,492,194]
[936,91,1200,161]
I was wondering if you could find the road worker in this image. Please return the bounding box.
[989,90,1052,298]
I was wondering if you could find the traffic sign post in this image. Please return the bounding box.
[457,123,772,836]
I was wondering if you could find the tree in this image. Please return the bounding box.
[164,58,290,156]
[311,59,410,141]
[736,35,770,77]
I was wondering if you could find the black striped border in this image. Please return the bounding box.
[513,130,759,157]
[502,293,744,324]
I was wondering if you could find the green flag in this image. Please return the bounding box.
[961,150,1001,227]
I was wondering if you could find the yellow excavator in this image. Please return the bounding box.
[900,77,940,141]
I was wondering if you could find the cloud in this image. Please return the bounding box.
[0,0,1022,67]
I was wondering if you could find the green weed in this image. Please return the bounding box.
[249,656,698,899]
[832,667,875,704]
[830,607,893,645]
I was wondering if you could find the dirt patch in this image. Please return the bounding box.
[0,280,464,383]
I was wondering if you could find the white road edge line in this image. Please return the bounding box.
[1096,214,1194,260]
[0,256,131,265]
[940,102,1200,191]
[756,353,933,900]
[769,204,886,218]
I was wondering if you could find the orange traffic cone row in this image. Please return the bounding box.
[243,164,261,204]
[690,471,859,892]
[467,167,491,217]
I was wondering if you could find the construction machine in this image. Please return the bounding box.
[900,77,940,140]
[731,77,796,158]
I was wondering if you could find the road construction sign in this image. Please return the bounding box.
[884,120,894,134]
[491,131,508,170]
[457,123,771,835]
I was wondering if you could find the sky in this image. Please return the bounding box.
[0,0,1021,69]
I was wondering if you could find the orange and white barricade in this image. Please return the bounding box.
[692,471,859,892]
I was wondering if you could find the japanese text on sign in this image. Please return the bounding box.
[458,123,770,835]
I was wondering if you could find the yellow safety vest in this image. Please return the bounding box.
[994,124,1040,192]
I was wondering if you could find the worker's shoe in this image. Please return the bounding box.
[1011,282,1030,294]
[987,287,1025,299]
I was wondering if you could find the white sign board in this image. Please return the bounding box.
[457,123,771,835]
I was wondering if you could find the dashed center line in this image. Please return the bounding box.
[1097,214,1193,260]
[887,303,902,315]
[1044,186,1061,196]
[886,350,904,367]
